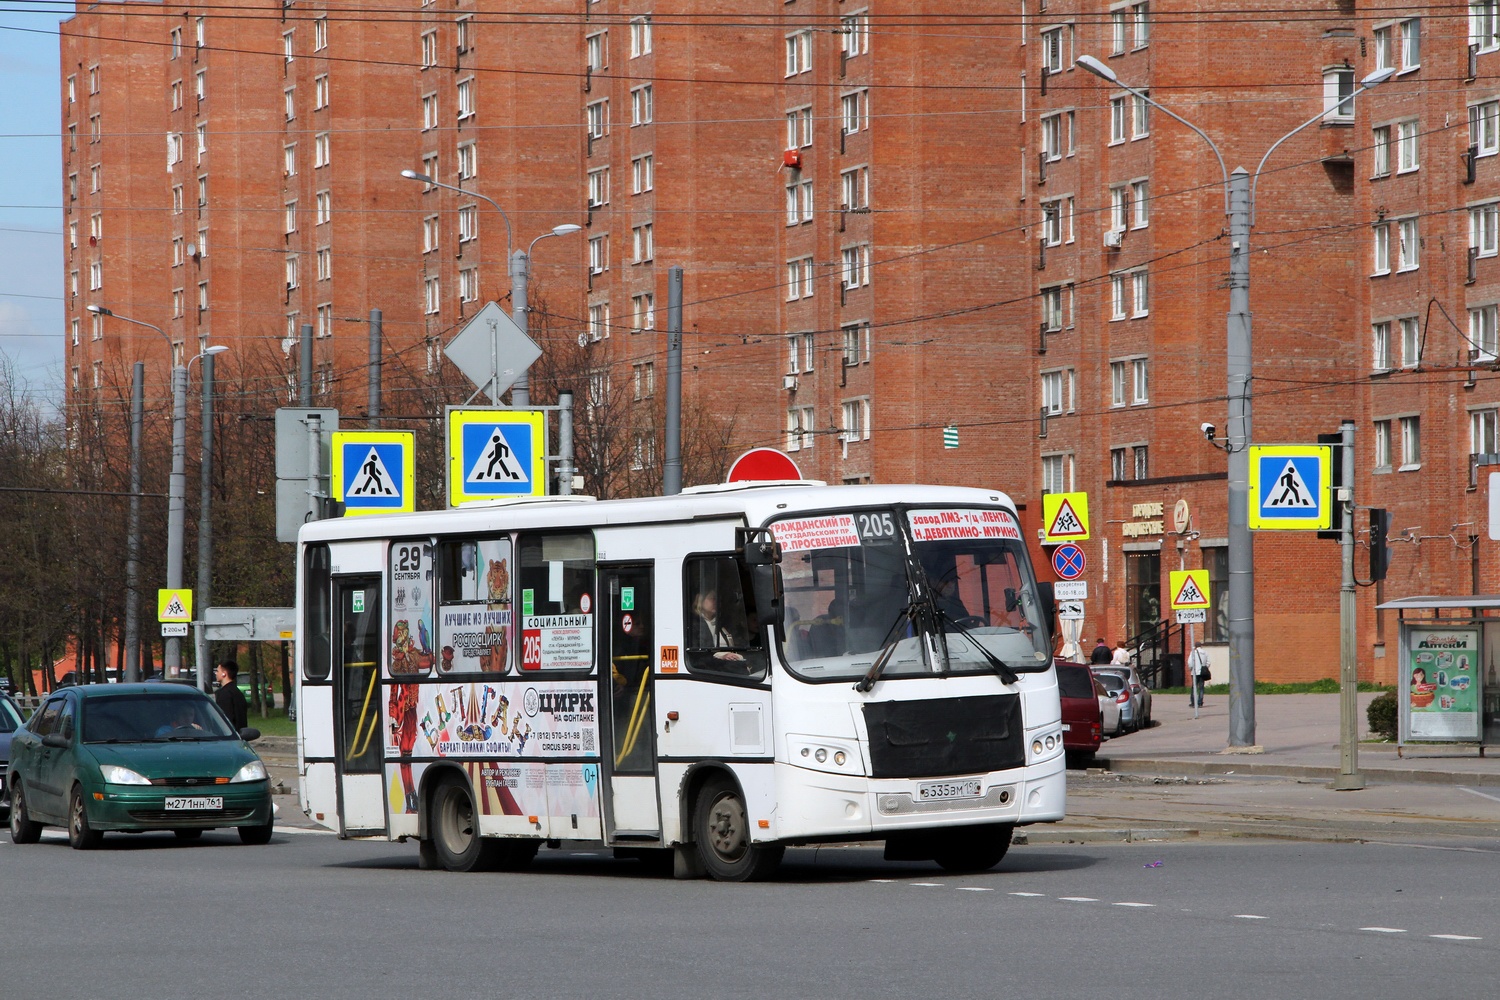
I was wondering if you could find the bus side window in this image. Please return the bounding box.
[516,532,595,670]
[303,543,332,681]
[437,541,479,603]
[683,555,768,680]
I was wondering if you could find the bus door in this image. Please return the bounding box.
[334,575,386,834]
[599,563,660,838]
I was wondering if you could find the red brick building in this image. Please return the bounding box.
[59,1,1500,684]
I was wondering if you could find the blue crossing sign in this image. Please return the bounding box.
[1248,445,1332,530]
[332,431,415,515]
[447,408,547,506]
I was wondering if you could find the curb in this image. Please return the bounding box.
[1094,755,1500,788]
[1015,827,1197,845]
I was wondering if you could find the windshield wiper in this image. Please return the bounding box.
[933,607,1019,685]
[854,602,919,693]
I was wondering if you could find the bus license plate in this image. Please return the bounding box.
[917,780,981,801]
[165,796,222,811]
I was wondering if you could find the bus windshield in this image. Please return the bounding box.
[773,507,1050,682]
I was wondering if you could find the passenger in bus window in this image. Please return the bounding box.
[691,589,744,662]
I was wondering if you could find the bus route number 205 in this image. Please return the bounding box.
[855,512,896,542]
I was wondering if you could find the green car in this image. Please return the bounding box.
[7,684,273,849]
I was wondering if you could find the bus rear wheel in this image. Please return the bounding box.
[430,775,497,872]
[693,777,783,882]
[932,823,1014,873]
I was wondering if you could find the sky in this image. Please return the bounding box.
[0,2,67,411]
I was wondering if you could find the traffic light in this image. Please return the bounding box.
[1317,431,1345,541]
[1369,508,1392,582]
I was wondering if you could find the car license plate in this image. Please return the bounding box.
[917,779,981,801]
[1061,723,1071,731]
[165,796,223,811]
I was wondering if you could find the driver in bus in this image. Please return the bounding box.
[691,589,745,662]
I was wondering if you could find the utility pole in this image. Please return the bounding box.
[124,362,143,682]
[558,390,575,496]
[165,362,187,676]
[663,266,684,496]
[368,307,382,427]
[1225,167,1256,749]
[1334,420,1364,789]
[194,352,215,691]
[300,322,314,406]
[511,250,530,408]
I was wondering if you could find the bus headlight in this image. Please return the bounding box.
[789,736,863,776]
[1026,728,1065,765]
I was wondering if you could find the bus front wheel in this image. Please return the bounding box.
[429,775,496,872]
[693,777,783,882]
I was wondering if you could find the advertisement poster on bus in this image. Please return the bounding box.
[521,613,593,670]
[384,680,599,759]
[469,761,600,824]
[434,539,513,674]
[388,541,434,677]
[1402,627,1481,742]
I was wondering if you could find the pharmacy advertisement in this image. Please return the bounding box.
[1402,627,1481,742]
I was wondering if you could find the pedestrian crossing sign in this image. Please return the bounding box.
[157,589,193,623]
[1248,445,1332,530]
[1041,491,1090,543]
[1169,569,1211,610]
[447,408,548,507]
[332,431,415,515]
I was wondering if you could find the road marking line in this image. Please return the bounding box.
[868,879,896,883]
[1360,927,1407,934]
[1009,891,1046,897]
[958,887,994,892]
[910,882,944,887]
[1114,902,1155,908]
[1457,786,1500,805]
[1429,934,1482,941]
[277,826,336,836]
[1059,896,1099,902]
[1234,914,1269,920]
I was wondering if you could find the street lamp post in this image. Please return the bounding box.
[87,304,227,680]
[1074,56,1393,748]
[400,170,582,409]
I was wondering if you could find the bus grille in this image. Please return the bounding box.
[863,694,1024,779]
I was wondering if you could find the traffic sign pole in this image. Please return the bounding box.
[1334,420,1364,790]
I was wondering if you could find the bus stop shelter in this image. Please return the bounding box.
[1374,595,1500,753]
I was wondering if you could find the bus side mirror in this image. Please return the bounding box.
[1036,581,1058,650]
[748,565,785,645]
[736,527,781,566]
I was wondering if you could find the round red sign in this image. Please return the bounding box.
[726,448,802,483]
[621,613,633,634]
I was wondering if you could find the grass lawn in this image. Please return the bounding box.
[247,707,297,738]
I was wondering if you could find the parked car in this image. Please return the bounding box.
[1093,663,1152,729]
[7,683,273,849]
[1054,661,1103,762]
[1091,669,1135,736]
[0,692,25,819]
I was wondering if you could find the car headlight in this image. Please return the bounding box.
[230,760,268,783]
[100,765,152,786]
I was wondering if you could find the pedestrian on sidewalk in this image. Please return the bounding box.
[215,660,249,731]
[1187,644,1210,709]
[1110,640,1131,666]
[1090,638,1112,664]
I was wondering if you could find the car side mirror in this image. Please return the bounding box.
[42,731,70,749]
[239,727,262,743]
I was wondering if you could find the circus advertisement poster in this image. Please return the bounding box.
[385,680,599,759]
[388,541,435,677]
[438,603,512,674]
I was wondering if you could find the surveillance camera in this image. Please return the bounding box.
[1200,422,1216,441]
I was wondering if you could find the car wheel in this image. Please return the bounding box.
[68,785,103,850]
[428,775,497,872]
[932,823,1014,873]
[693,777,783,882]
[174,828,204,841]
[9,780,42,844]
[238,816,274,845]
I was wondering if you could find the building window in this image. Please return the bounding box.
[1472,204,1499,258]
[632,361,655,400]
[1132,93,1149,137]
[1110,361,1127,406]
[842,321,870,365]
[842,167,869,210]
[632,223,653,263]
[1131,2,1150,47]
[1041,284,1067,331]
[1131,180,1149,227]
[1472,101,1499,157]
[316,190,331,225]
[630,17,652,57]
[1473,0,1499,52]
[1400,316,1420,367]
[1041,453,1072,494]
[786,257,815,300]
[786,332,815,374]
[282,30,293,65]
[588,167,609,207]
[71,318,79,346]
[456,16,471,53]
[172,185,183,214]
[196,123,207,160]
[786,106,813,149]
[91,165,101,192]
[1372,126,1391,177]
[631,85,653,126]
[786,180,813,225]
[786,406,816,452]
[841,245,870,289]
[1041,369,1073,414]
[172,237,185,265]
[1324,68,1355,120]
[167,132,182,166]
[284,201,297,234]
[314,16,327,51]
[587,100,608,138]
[284,88,295,121]
[421,31,437,68]
[1400,416,1421,468]
[1473,408,1498,456]
[314,74,328,110]
[422,93,438,130]
[91,214,102,240]
[457,143,477,180]
[632,293,654,331]
[283,144,296,176]
[424,276,440,315]
[1132,358,1149,403]
[91,313,102,340]
[1374,419,1392,470]
[841,398,871,444]
[171,80,182,110]
[89,65,99,93]
[1133,445,1149,480]
[1041,26,1067,74]
[1110,275,1128,320]
[459,268,479,303]
[1109,186,1129,232]
[422,154,438,188]
[458,205,478,242]
[1372,320,1392,370]
[317,248,331,281]
[588,302,610,341]
[1111,10,1127,54]
[841,90,868,134]
[1041,113,1064,162]
[1400,19,1420,70]
[1472,304,1499,359]
[1374,24,1394,70]
[632,154,654,193]
[315,132,330,168]
[285,257,298,289]
[1397,218,1419,271]
[1372,223,1390,275]
[1131,271,1149,316]
[842,11,869,56]
[588,234,608,274]
[1396,120,1419,172]
[785,30,812,76]
[316,303,333,338]
[169,30,181,59]
[423,215,439,253]
[89,261,101,290]
[586,31,607,72]
[457,78,474,119]
[1110,97,1128,143]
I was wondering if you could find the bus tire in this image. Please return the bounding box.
[429,775,496,872]
[932,823,1014,873]
[693,777,783,882]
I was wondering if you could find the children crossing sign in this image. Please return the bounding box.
[157,589,193,622]
[332,431,415,515]
[1248,445,1332,530]
[447,408,547,506]
[1169,569,1211,610]
[1041,491,1090,542]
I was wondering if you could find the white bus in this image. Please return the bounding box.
[294,482,1066,881]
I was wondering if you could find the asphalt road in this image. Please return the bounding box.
[4,828,1497,999]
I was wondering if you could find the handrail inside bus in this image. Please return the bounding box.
[348,669,380,761]
[616,667,652,768]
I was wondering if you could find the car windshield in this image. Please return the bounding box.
[1056,665,1096,700]
[81,693,238,743]
[773,506,1051,682]
[0,697,22,732]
